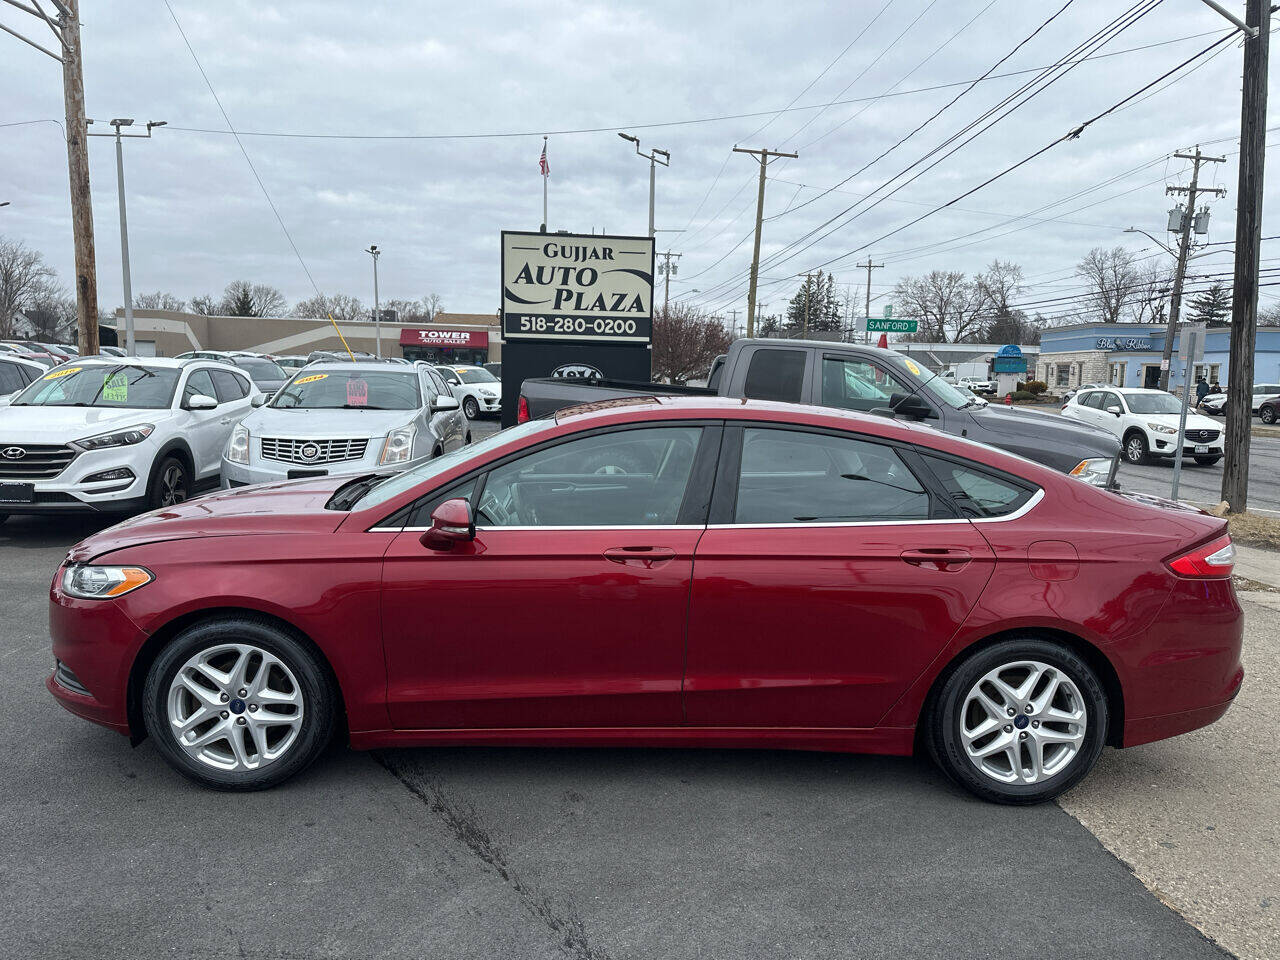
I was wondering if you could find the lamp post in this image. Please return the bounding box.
[618,133,668,238]
[364,245,381,358]
[87,118,165,355]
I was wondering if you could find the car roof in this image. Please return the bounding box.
[1109,387,1168,395]
[0,354,45,371]
[301,361,416,374]
[58,355,191,369]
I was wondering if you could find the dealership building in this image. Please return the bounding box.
[1036,321,1280,393]
[108,309,501,365]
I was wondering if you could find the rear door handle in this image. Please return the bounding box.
[604,546,677,568]
[900,548,972,571]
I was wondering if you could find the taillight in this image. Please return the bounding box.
[1167,534,1235,578]
[517,396,530,423]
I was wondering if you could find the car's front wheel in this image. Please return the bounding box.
[926,639,1108,804]
[147,455,190,509]
[1123,432,1149,465]
[142,616,336,790]
[463,396,479,420]
[1261,405,1278,425]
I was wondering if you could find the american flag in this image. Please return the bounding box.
[539,141,550,177]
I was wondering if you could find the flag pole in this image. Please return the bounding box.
[541,135,548,232]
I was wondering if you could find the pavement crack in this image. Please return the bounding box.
[373,751,610,960]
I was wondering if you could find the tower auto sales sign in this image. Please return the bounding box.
[501,231,655,343]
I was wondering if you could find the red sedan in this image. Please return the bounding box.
[47,397,1243,803]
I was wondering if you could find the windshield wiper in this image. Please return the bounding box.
[327,473,385,510]
[340,404,390,410]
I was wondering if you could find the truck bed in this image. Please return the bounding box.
[520,377,715,420]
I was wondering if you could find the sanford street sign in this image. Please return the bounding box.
[866,317,918,333]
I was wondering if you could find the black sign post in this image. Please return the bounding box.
[499,231,655,426]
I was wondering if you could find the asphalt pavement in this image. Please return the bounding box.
[0,504,1244,960]
[1114,435,1280,513]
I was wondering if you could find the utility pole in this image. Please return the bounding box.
[729,308,740,338]
[87,118,165,356]
[857,258,884,344]
[365,245,382,358]
[1222,0,1271,512]
[2,0,99,353]
[735,145,798,338]
[1161,146,1226,390]
[657,251,682,317]
[618,133,669,237]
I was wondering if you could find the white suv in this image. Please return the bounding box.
[0,357,255,523]
[434,364,502,419]
[1062,386,1224,466]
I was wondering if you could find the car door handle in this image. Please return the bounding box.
[900,548,972,571]
[219,417,236,424]
[604,546,677,568]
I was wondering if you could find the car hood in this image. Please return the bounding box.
[244,405,415,437]
[969,404,1120,456]
[0,405,172,442]
[66,476,355,562]
[1142,412,1221,431]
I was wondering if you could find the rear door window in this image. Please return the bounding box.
[743,349,805,403]
[211,370,249,402]
[0,362,23,394]
[733,428,930,524]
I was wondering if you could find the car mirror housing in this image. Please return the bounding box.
[250,393,269,408]
[432,394,461,412]
[1106,405,1122,416]
[421,498,475,550]
[186,394,217,410]
[891,393,933,420]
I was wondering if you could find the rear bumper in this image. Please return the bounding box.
[1123,690,1241,748]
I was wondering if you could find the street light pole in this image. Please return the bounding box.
[365,245,381,358]
[618,133,669,238]
[88,118,165,355]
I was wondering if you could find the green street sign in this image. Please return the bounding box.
[866,317,917,333]
[883,304,893,318]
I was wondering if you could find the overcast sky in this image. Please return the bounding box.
[1,0,1275,325]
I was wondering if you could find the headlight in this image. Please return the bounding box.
[479,388,498,398]
[379,426,415,464]
[1148,422,1178,435]
[226,424,250,464]
[1068,457,1112,487]
[73,424,154,451]
[61,564,153,600]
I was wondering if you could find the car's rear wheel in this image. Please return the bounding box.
[463,396,479,420]
[1194,455,1222,466]
[1123,432,1149,465]
[926,639,1108,804]
[1261,405,1277,425]
[147,455,189,509]
[142,616,336,790]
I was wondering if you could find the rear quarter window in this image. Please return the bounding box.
[921,455,1037,518]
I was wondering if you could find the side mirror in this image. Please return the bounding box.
[420,498,475,550]
[891,392,933,420]
[186,393,217,410]
[250,393,269,408]
[431,394,460,412]
[447,378,461,387]
[1106,405,1122,416]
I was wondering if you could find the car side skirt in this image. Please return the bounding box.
[349,725,917,755]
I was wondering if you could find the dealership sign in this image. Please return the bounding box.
[500,231,655,343]
[399,328,489,348]
[1097,336,1152,350]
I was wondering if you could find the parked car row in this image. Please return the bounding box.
[1197,382,1280,423]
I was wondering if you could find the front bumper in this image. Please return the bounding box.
[0,446,152,514]
[221,450,426,488]
[1150,437,1225,457]
[472,395,501,415]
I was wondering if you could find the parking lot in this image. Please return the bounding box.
[1116,434,1280,512]
[2,460,1276,959]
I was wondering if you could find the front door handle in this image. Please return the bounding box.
[900,548,972,571]
[220,417,236,424]
[604,546,677,568]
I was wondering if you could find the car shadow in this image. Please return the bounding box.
[0,513,119,550]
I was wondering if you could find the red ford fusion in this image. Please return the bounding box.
[47,397,1243,803]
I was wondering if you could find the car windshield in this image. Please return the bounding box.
[10,363,179,409]
[907,363,973,410]
[350,419,558,511]
[1126,393,1183,415]
[455,368,497,384]
[272,370,421,410]
[236,357,286,382]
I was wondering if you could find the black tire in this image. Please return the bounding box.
[142,616,336,790]
[1122,431,1149,465]
[1194,455,1222,466]
[463,396,479,420]
[147,455,190,510]
[1261,405,1277,425]
[925,638,1108,805]
[0,513,8,527]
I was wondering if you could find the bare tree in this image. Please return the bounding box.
[1127,261,1170,325]
[1259,302,1280,327]
[220,281,287,317]
[292,293,366,323]
[133,291,187,311]
[1077,246,1140,323]
[422,293,444,321]
[894,270,985,342]
[24,288,77,341]
[190,294,219,316]
[652,303,732,384]
[0,237,58,339]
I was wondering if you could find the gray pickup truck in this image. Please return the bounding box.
[519,338,1121,486]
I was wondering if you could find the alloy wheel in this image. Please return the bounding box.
[160,462,188,506]
[1125,436,1146,463]
[959,660,1087,785]
[166,643,305,772]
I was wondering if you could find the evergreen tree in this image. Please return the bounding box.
[1189,282,1231,327]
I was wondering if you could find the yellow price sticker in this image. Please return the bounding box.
[42,366,82,380]
[903,359,921,376]
[293,373,328,385]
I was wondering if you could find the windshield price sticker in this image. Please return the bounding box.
[43,366,81,380]
[294,373,328,385]
[346,378,368,406]
[903,358,922,376]
[102,371,129,403]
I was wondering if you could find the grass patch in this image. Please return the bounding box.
[1227,512,1280,551]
